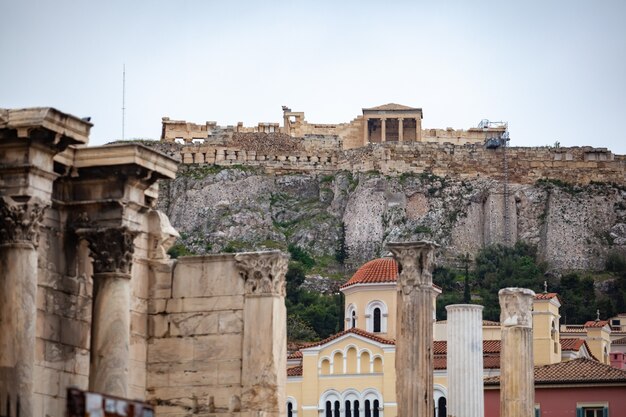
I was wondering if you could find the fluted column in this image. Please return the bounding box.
[381,118,387,142]
[236,251,289,417]
[398,118,404,142]
[388,241,438,417]
[81,227,137,397]
[499,288,535,417]
[446,304,484,417]
[0,197,47,417]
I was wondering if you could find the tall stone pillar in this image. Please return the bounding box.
[398,118,404,142]
[363,117,369,145]
[0,197,47,417]
[381,118,387,142]
[446,304,484,417]
[82,228,137,397]
[388,241,438,417]
[236,251,289,417]
[499,288,535,417]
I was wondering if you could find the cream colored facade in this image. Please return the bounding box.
[286,271,602,417]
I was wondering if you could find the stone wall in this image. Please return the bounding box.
[146,252,288,417]
[168,142,625,185]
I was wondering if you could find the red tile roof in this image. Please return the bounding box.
[300,327,395,350]
[484,358,626,385]
[341,258,398,289]
[287,351,302,359]
[436,320,500,326]
[534,292,562,303]
[287,366,303,376]
[434,353,500,370]
[341,258,442,291]
[433,340,501,355]
[584,320,609,328]
[560,338,585,351]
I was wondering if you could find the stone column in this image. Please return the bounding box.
[363,117,369,145]
[81,228,137,397]
[398,118,404,142]
[381,118,387,143]
[446,304,484,417]
[499,288,535,417]
[236,251,289,417]
[0,197,47,417]
[387,241,438,417]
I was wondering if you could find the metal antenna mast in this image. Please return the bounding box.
[122,64,126,140]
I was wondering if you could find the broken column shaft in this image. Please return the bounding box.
[499,287,536,417]
[388,241,438,417]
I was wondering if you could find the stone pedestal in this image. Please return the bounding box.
[236,251,289,417]
[82,228,137,397]
[446,304,484,417]
[0,198,46,417]
[388,241,438,417]
[499,288,535,417]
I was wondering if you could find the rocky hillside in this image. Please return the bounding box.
[157,164,626,277]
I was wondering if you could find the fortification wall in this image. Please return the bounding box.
[167,142,625,185]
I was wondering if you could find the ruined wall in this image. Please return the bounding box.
[146,252,288,417]
[165,142,625,186]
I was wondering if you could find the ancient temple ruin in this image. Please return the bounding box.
[0,107,289,417]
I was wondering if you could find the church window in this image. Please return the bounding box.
[373,400,379,417]
[354,401,360,417]
[373,308,381,333]
[365,400,371,417]
[345,401,351,417]
[288,402,293,417]
[334,401,340,417]
[326,401,332,417]
[352,310,356,328]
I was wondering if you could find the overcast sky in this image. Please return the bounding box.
[2,1,625,153]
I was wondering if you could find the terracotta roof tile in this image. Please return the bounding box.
[287,351,302,359]
[560,338,585,351]
[584,320,609,328]
[300,327,395,350]
[434,354,500,370]
[341,258,398,289]
[485,358,626,385]
[433,340,501,355]
[287,366,302,377]
[534,292,562,303]
[341,258,442,291]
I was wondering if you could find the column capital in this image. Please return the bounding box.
[79,227,138,275]
[235,251,289,296]
[499,287,535,328]
[387,241,439,294]
[0,196,48,247]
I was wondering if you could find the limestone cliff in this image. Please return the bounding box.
[157,165,626,273]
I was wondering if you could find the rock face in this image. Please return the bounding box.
[158,165,626,271]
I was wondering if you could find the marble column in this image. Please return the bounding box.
[446,304,484,417]
[236,251,289,417]
[381,118,387,143]
[363,117,369,145]
[398,118,404,142]
[0,197,47,417]
[81,228,137,397]
[499,288,535,417]
[388,241,438,417]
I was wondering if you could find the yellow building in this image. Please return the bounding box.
[286,257,599,417]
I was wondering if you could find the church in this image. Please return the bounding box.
[286,256,626,417]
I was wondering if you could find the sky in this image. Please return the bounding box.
[1,0,625,153]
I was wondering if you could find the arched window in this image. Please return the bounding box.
[437,398,446,417]
[346,347,357,373]
[334,401,340,417]
[373,308,381,333]
[325,401,332,417]
[365,400,371,417]
[346,304,357,330]
[354,401,360,417]
[288,402,293,417]
[360,351,371,373]
[287,398,298,417]
[320,358,330,375]
[373,356,383,373]
[373,400,379,417]
[345,401,351,417]
[365,301,388,333]
[333,351,343,374]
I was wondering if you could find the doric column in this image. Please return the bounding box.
[446,304,484,417]
[387,241,438,417]
[0,197,47,417]
[81,227,137,397]
[398,118,404,142]
[235,251,289,417]
[363,117,369,145]
[381,118,386,143]
[499,288,535,417]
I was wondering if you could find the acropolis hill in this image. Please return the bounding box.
[158,104,625,185]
